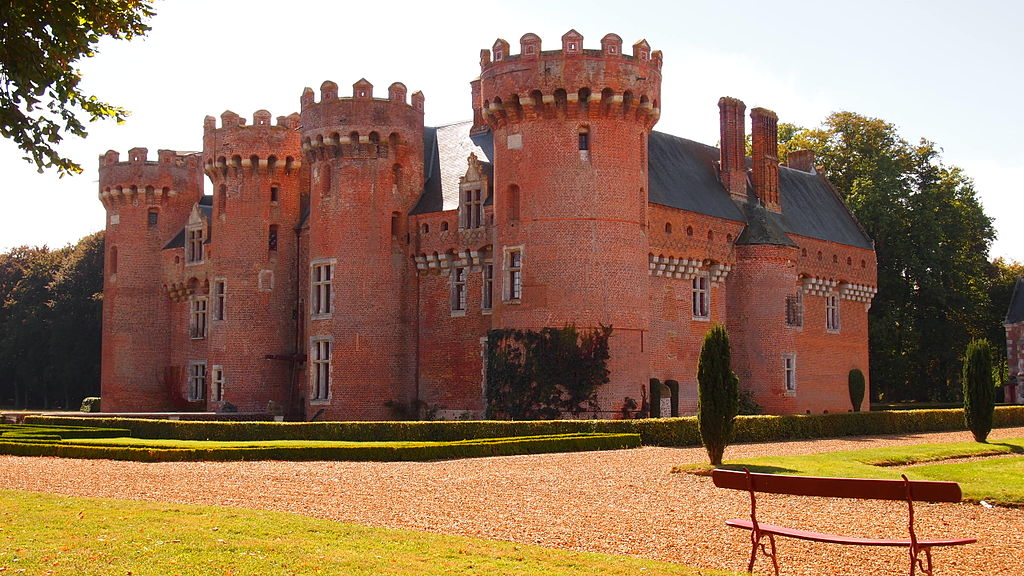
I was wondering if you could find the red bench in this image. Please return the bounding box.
[712,468,976,576]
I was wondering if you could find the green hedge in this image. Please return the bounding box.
[0,433,640,462]
[0,424,131,440]
[24,406,1024,447]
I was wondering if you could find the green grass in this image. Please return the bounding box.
[707,437,1024,505]
[0,490,738,576]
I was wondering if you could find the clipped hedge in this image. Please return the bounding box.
[24,406,1024,447]
[0,424,131,440]
[0,433,640,462]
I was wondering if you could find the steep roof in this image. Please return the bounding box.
[1007,278,1024,325]
[415,122,873,250]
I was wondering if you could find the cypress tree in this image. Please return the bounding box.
[697,324,739,465]
[848,368,866,412]
[962,339,994,443]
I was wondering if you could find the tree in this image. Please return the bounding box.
[788,113,995,402]
[0,1,155,175]
[848,368,865,412]
[697,324,739,466]
[962,339,994,442]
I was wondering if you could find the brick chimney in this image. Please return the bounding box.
[470,78,486,134]
[787,149,815,173]
[718,97,747,201]
[751,107,780,212]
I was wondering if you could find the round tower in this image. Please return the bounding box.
[299,79,425,419]
[478,31,662,412]
[98,148,203,411]
[202,110,305,414]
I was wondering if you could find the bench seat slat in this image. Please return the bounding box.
[725,519,977,547]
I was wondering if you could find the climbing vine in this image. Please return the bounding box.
[485,324,612,419]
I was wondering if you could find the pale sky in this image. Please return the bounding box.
[2,0,1021,262]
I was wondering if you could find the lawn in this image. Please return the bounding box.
[0,490,739,576]
[708,437,1024,506]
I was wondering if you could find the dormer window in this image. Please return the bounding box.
[494,50,504,61]
[186,224,204,263]
[462,188,483,229]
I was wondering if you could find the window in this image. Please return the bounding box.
[462,189,483,229]
[186,225,204,263]
[188,361,207,401]
[213,280,226,321]
[311,262,333,316]
[268,225,279,251]
[211,366,224,402]
[190,297,208,339]
[826,294,841,332]
[311,338,331,401]
[505,248,522,301]
[783,354,797,393]
[270,186,279,203]
[482,262,494,311]
[692,274,710,319]
[148,208,158,227]
[451,266,467,312]
[785,293,803,327]
[578,127,590,161]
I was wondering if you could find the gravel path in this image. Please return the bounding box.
[3,427,1023,575]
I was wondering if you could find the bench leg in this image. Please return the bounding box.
[910,545,933,576]
[747,531,779,575]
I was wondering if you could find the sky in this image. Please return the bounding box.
[2,0,1021,261]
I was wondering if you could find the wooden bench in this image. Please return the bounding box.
[712,468,976,576]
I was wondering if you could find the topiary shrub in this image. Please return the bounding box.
[962,339,995,443]
[80,397,101,412]
[697,324,739,465]
[848,369,866,412]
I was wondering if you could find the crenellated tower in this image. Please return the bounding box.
[478,31,662,408]
[202,110,305,413]
[299,79,425,419]
[98,148,203,411]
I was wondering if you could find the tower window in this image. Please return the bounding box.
[213,280,226,321]
[826,293,841,332]
[482,262,494,312]
[268,225,279,251]
[270,186,279,203]
[189,297,208,339]
[505,248,523,302]
[784,354,797,393]
[692,274,710,319]
[451,266,467,313]
[148,209,159,227]
[311,261,334,316]
[578,128,590,151]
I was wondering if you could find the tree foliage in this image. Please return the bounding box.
[0,1,155,175]
[485,325,611,419]
[962,339,994,443]
[848,368,865,412]
[697,324,739,465]
[0,232,103,408]
[787,112,996,402]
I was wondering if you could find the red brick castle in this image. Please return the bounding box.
[98,31,877,420]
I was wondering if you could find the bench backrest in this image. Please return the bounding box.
[712,469,962,503]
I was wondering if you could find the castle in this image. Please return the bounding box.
[98,31,878,420]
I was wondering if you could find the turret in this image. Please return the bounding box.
[478,30,662,411]
[297,79,425,419]
[201,110,304,414]
[98,148,203,411]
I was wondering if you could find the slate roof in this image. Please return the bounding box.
[415,122,873,250]
[1007,278,1024,325]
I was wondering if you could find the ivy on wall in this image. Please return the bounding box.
[485,324,612,419]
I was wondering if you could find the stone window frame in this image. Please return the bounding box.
[451,265,468,315]
[504,246,523,303]
[461,187,483,229]
[213,279,226,321]
[826,293,841,333]
[783,353,797,396]
[189,296,208,340]
[211,365,225,402]
[691,272,710,320]
[785,292,803,328]
[186,223,205,264]
[310,336,332,404]
[187,360,207,402]
[310,259,335,318]
[481,261,494,314]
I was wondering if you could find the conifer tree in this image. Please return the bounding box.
[697,324,739,465]
[848,368,866,412]
[962,339,994,443]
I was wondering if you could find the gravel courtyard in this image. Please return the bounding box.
[2,427,1022,575]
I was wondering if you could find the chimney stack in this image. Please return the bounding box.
[751,107,780,212]
[470,79,486,134]
[718,97,747,201]
[787,149,815,173]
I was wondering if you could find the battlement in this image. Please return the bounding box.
[202,110,303,179]
[299,79,425,162]
[98,148,203,208]
[203,109,301,132]
[477,30,662,130]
